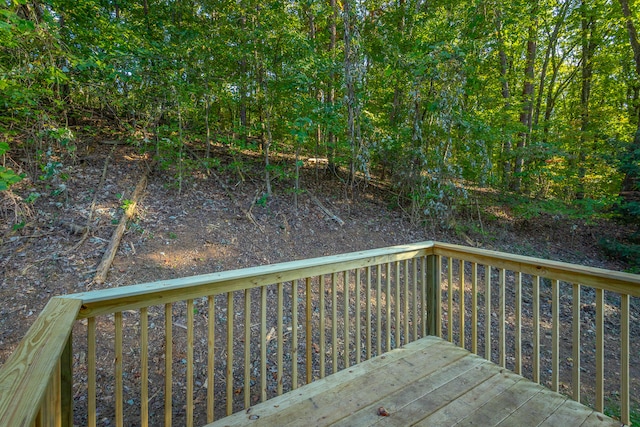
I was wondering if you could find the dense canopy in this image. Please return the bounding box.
[1,0,640,230]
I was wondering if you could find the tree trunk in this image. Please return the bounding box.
[576,0,596,200]
[327,0,338,174]
[619,0,640,194]
[239,14,248,134]
[343,0,357,186]
[513,3,538,193]
[204,94,211,160]
[533,0,571,129]
[493,8,513,187]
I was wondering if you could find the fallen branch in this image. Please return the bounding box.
[67,145,115,253]
[307,191,345,226]
[246,188,264,232]
[93,166,150,285]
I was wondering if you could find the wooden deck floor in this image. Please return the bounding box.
[208,336,621,427]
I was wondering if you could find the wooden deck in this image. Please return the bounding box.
[208,336,620,427]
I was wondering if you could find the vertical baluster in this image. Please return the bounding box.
[305,277,312,384]
[471,263,478,355]
[115,312,123,427]
[595,288,604,412]
[376,264,382,356]
[436,255,442,337]
[499,269,505,368]
[355,269,361,365]
[186,299,194,427]
[260,286,267,402]
[319,275,326,379]
[277,283,283,395]
[366,266,372,359]
[404,259,409,345]
[386,263,392,352]
[88,317,96,427]
[484,266,491,362]
[448,257,453,343]
[572,284,580,403]
[292,280,298,390]
[412,258,418,342]
[515,273,522,375]
[551,279,559,392]
[459,259,465,349]
[165,303,172,427]
[344,270,350,368]
[621,293,630,426]
[226,293,234,415]
[421,256,427,338]
[395,261,401,348]
[207,296,215,422]
[532,276,540,383]
[140,307,148,427]
[332,273,338,373]
[244,289,251,408]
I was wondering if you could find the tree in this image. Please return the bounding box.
[618,0,640,197]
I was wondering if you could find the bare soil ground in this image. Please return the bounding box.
[0,141,637,424]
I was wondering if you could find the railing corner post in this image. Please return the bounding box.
[426,255,439,336]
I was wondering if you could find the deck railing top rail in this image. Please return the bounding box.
[71,241,434,318]
[433,242,640,296]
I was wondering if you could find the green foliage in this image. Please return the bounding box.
[0,0,638,238]
[599,238,640,270]
[121,199,134,211]
[256,193,268,207]
[0,142,24,191]
[604,401,640,425]
[507,194,617,222]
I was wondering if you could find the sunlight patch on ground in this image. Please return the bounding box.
[485,205,514,221]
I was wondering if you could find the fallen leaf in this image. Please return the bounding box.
[378,406,389,416]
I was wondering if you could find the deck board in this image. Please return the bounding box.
[206,336,620,427]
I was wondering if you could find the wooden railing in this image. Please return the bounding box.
[431,242,640,426]
[0,241,638,426]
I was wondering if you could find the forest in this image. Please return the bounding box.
[1,0,639,263]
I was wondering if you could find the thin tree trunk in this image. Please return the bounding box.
[343,0,357,186]
[576,0,596,200]
[177,97,184,196]
[533,0,571,128]
[513,3,538,193]
[204,94,211,160]
[494,8,513,187]
[327,0,338,174]
[619,0,640,194]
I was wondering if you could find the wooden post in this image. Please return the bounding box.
[61,335,73,427]
[426,255,440,336]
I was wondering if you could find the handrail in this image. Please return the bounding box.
[431,242,640,425]
[0,297,82,427]
[433,242,640,296]
[71,242,434,318]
